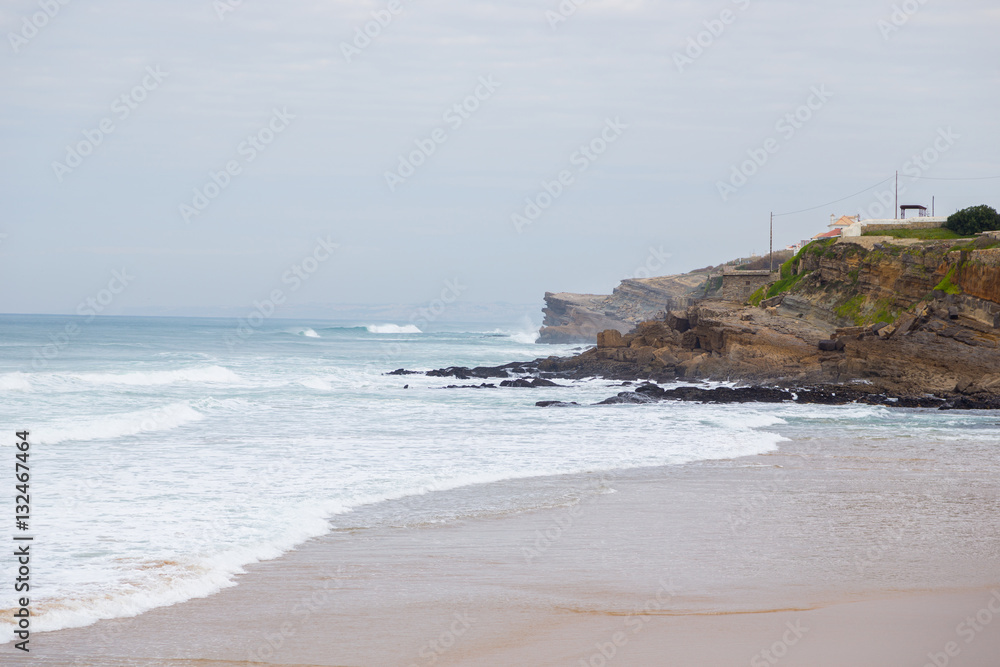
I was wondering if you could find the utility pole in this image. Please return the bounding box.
[769,212,774,273]
[894,171,898,219]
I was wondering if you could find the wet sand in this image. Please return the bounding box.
[8,428,1000,666]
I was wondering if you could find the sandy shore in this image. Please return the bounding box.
[7,426,1000,666]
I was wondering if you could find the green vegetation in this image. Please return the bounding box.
[870,299,900,325]
[945,204,1000,235]
[835,294,865,323]
[748,270,813,306]
[805,238,837,256]
[862,227,968,240]
[778,253,799,279]
[933,265,961,295]
[833,294,900,326]
[764,272,808,299]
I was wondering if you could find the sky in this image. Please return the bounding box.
[1,0,998,320]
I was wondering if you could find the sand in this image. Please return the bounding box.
[7,427,1000,666]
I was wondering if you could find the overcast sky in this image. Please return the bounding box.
[1,0,998,318]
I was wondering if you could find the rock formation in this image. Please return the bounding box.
[400,236,1000,405]
[537,272,709,344]
[544,236,1000,397]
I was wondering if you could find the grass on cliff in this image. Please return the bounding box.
[746,241,824,305]
[862,227,969,240]
[834,294,900,326]
[933,265,962,295]
[748,270,812,306]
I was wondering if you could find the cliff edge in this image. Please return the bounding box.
[538,272,710,344]
[545,235,1000,397]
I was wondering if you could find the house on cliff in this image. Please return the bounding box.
[813,228,842,240]
[721,268,777,302]
[829,214,860,230]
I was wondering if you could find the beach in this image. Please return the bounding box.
[9,417,1000,666]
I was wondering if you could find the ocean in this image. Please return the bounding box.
[1,314,997,643]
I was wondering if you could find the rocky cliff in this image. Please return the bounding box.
[544,236,1000,397]
[537,272,709,344]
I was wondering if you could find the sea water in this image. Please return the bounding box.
[0,314,996,641]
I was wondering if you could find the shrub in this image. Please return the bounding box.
[944,205,1000,236]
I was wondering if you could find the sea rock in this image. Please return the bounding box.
[596,392,658,405]
[597,329,626,348]
[500,378,561,388]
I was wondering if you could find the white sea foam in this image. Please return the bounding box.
[33,402,205,445]
[485,328,540,344]
[0,372,31,391]
[300,377,333,391]
[68,365,241,387]
[367,324,422,334]
[6,502,342,642]
[508,330,539,344]
[298,328,321,338]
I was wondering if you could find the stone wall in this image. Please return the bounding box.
[721,271,776,303]
[843,218,946,237]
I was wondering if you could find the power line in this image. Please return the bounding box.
[773,175,895,218]
[905,174,1000,181]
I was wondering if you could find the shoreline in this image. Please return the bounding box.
[7,422,1000,666]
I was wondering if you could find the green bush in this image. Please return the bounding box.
[944,205,1000,236]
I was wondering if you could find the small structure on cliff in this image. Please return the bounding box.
[721,268,777,303]
[829,214,860,230]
